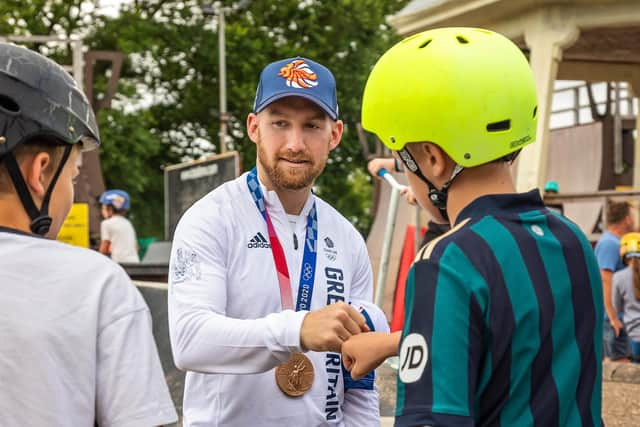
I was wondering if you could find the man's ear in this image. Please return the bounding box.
[247,113,260,144]
[22,152,50,199]
[328,119,343,151]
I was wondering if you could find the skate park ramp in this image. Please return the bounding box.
[366,171,429,320]
[545,121,603,235]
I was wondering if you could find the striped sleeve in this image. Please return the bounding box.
[396,244,488,427]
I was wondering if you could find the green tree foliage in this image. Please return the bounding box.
[0,0,98,38]
[2,0,409,237]
[97,108,178,237]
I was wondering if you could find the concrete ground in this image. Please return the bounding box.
[376,360,640,427]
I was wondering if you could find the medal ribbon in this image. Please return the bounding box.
[247,168,318,311]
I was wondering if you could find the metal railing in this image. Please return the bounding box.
[550,81,637,129]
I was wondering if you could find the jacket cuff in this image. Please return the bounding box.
[282,310,308,352]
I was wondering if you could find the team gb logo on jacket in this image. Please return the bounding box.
[278,59,318,89]
[323,236,337,261]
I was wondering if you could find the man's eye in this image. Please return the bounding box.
[273,121,288,127]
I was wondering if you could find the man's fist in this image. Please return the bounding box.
[300,302,369,353]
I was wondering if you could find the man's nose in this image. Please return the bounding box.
[284,126,305,152]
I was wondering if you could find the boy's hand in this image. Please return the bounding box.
[367,158,396,177]
[342,331,400,380]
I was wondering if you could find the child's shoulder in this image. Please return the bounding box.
[415,217,473,263]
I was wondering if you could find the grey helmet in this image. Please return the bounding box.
[0,42,101,235]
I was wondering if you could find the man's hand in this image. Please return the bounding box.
[300,302,369,353]
[342,331,400,380]
[611,316,623,337]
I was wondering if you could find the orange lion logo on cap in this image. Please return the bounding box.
[278,59,318,89]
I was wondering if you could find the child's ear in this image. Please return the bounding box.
[24,152,51,199]
[422,143,451,180]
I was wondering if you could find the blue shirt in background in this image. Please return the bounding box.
[594,231,625,273]
[594,231,625,321]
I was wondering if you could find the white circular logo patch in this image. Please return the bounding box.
[398,333,428,383]
[531,225,544,236]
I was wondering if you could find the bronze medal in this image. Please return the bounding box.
[275,352,315,397]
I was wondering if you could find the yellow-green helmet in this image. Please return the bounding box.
[620,232,640,260]
[362,27,538,168]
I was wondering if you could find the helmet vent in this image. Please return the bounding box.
[533,106,538,117]
[0,94,20,114]
[419,39,432,49]
[456,36,469,44]
[486,119,511,132]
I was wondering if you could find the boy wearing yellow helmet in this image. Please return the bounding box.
[342,27,603,426]
[613,232,640,362]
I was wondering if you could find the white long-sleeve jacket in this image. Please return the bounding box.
[168,172,387,427]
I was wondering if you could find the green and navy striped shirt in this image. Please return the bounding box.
[396,190,603,427]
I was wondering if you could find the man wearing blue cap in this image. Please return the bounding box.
[168,57,387,426]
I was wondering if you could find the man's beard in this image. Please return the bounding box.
[257,144,328,190]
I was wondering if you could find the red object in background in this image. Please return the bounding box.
[390,225,426,332]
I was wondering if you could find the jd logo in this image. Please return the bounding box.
[398,333,428,383]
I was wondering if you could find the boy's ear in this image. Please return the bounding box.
[23,152,51,199]
[414,143,448,180]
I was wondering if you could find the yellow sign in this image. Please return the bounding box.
[57,203,89,248]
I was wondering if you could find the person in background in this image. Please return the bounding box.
[595,200,635,361]
[99,189,140,263]
[613,232,640,362]
[368,156,419,205]
[543,179,564,215]
[367,156,450,247]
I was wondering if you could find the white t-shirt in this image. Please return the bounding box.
[101,215,140,263]
[0,227,177,427]
[169,172,388,427]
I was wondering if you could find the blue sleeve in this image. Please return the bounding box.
[342,301,388,426]
[342,300,389,391]
[594,237,621,271]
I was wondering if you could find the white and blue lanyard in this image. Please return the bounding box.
[247,168,318,311]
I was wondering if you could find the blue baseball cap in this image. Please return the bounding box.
[253,57,339,120]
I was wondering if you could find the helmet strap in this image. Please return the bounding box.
[397,147,464,223]
[3,145,73,236]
